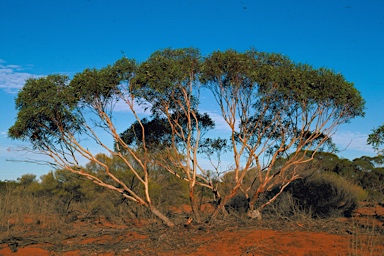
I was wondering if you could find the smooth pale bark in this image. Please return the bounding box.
[189,186,201,223]
[150,205,175,227]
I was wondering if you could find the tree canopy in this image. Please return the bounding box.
[8,48,365,226]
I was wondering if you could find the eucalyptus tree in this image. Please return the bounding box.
[8,58,175,227]
[200,49,365,221]
[132,48,216,223]
[368,123,384,154]
[8,48,366,226]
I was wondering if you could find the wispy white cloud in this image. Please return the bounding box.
[205,111,231,131]
[332,130,374,153]
[0,59,42,93]
[113,99,151,115]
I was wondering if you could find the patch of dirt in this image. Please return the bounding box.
[356,202,384,216]
[0,204,383,255]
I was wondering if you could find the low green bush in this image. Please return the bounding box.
[225,172,364,219]
[284,172,363,218]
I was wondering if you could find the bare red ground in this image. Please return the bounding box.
[1,203,383,255]
[0,229,352,256]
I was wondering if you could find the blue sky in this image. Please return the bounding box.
[1,0,383,181]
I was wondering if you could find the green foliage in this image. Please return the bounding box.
[330,156,384,202]
[234,171,367,219]
[15,174,41,195]
[225,170,365,219]
[8,57,136,149]
[295,152,384,203]
[118,117,172,151]
[117,113,215,154]
[201,49,365,119]
[149,174,189,208]
[7,48,367,225]
[0,180,18,194]
[284,172,363,218]
[8,75,82,148]
[70,57,136,106]
[134,47,200,93]
[39,171,59,195]
[367,123,384,153]
[219,167,260,196]
[200,48,365,185]
[133,48,203,134]
[200,49,252,88]
[17,174,37,187]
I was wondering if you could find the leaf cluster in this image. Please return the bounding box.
[368,124,384,153]
[117,112,215,153]
[71,57,136,106]
[201,49,364,118]
[8,75,82,148]
[134,48,200,92]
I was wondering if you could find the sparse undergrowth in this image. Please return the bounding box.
[0,194,383,255]
[0,208,383,255]
[1,170,383,255]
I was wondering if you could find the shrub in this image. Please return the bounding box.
[285,172,363,218]
[225,172,364,219]
[226,194,250,214]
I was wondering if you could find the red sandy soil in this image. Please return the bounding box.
[1,203,383,256]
